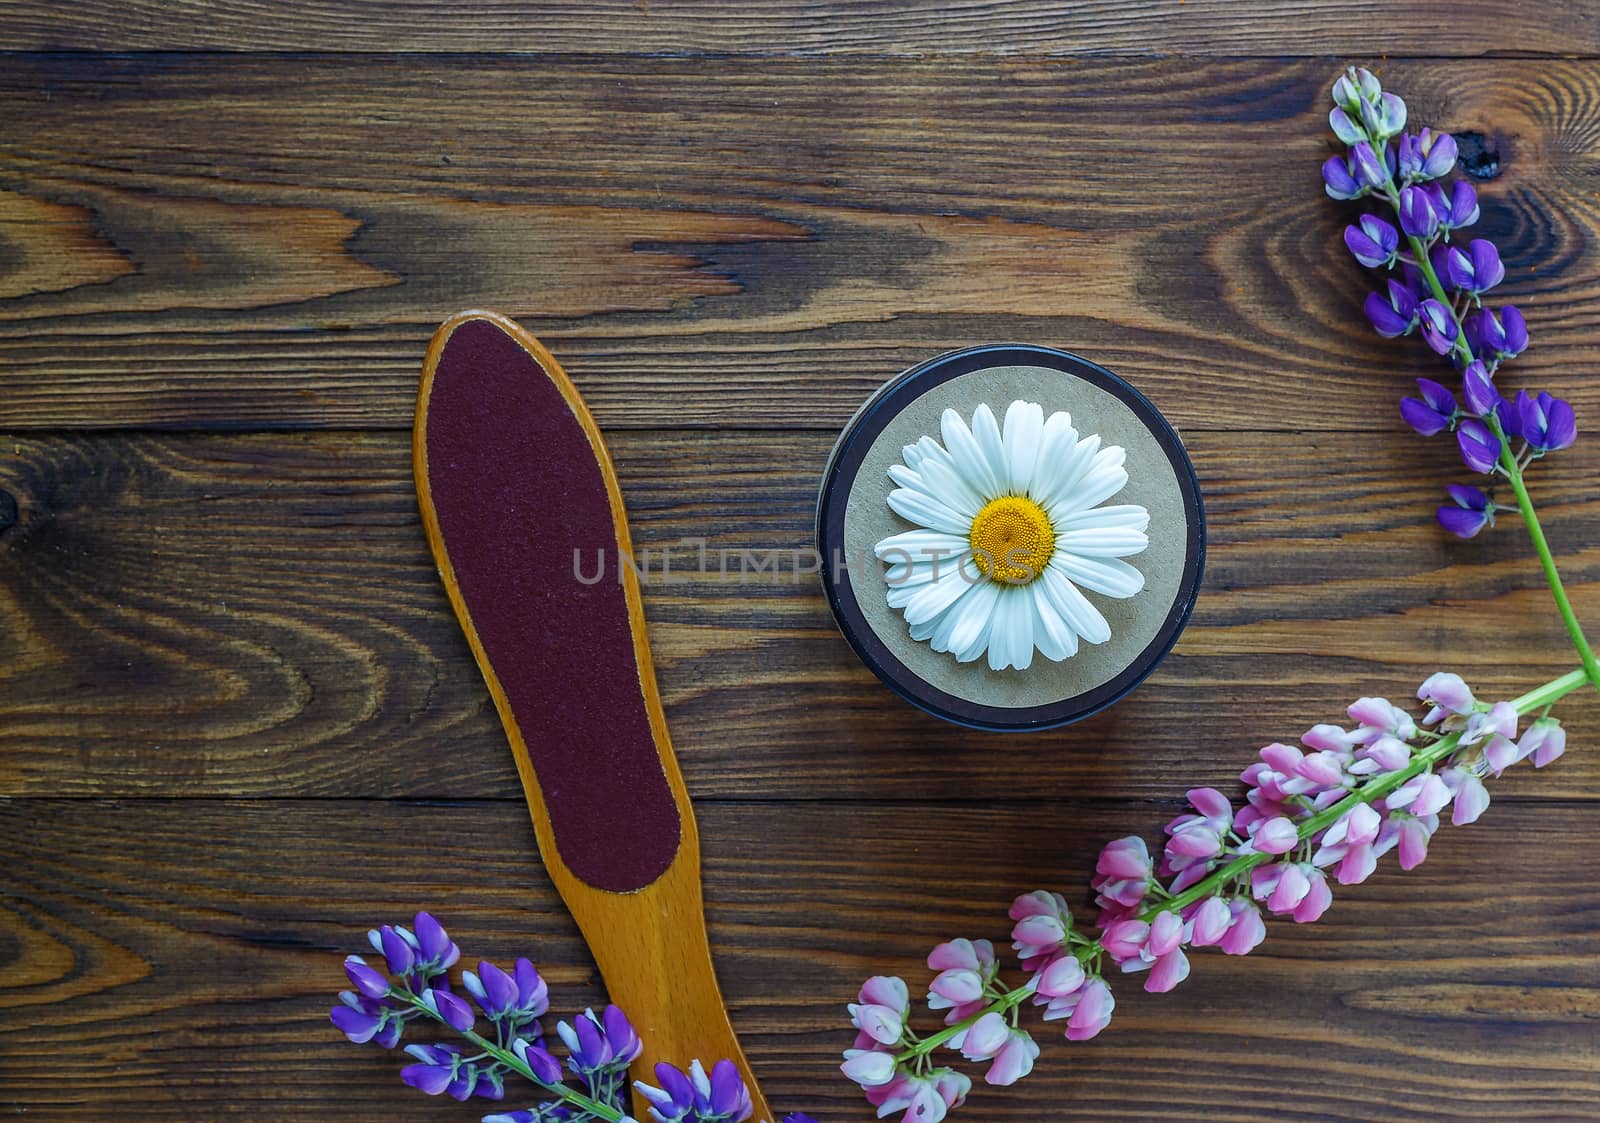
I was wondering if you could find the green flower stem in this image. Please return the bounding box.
[394,989,626,1121]
[896,666,1590,1066]
[894,983,1036,1065]
[1395,221,1600,693]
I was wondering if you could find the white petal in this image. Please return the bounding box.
[883,552,972,588]
[1035,433,1101,510]
[1054,554,1145,599]
[989,586,1034,671]
[940,409,1002,498]
[969,404,1009,494]
[1030,582,1077,661]
[1002,401,1045,496]
[902,442,925,470]
[1040,567,1111,645]
[900,569,974,625]
[914,453,985,518]
[1050,447,1129,517]
[1055,528,1149,557]
[1054,504,1149,534]
[943,580,1001,661]
[874,529,970,562]
[886,488,971,536]
[1027,412,1078,502]
[886,463,925,491]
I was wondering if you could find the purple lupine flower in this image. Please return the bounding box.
[1460,361,1500,416]
[1349,141,1389,191]
[331,990,402,1048]
[511,1036,565,1085]
[412,912,461,972]
[401,1043,471,1098]
[464,958,550,1029]
[344,955,389,1000]
[1519,718,1567,768]
[1397,128,1457,181]
[1430,179,1480,232]
[557,1005,642,1077]
[1329,106,1366,145]
[375,925,416,976]
[1514,390,1577,451]
[1418,299,1458,354]
[1397,185,1439,238]
[1399,377,1456,435]
[1466,305,1528,361]
[1365,278,1421,337]
[1322,154,1365,200]
[1456,419,1501,472]
[1345,214,1400,269]
[420,986,475,1032]
[1437,484,1493,538]
[1443,238,1506,294]
[637,1059,755,1123]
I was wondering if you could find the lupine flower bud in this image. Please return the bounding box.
[1398,127,1457,180]
[344,955,390,999]
[1437,484,1493,538]
[1366,278,1421,337]
[511,1037,564,1085]
[1331,69,1363,112]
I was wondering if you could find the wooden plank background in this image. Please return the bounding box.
[2,3,1597,1120]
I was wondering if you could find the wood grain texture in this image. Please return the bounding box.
[1,0,1598,56]
[2,799,1597,1121]
[5,55,1600,430]
[2,428,1597,802]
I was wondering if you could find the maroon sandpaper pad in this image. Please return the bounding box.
[419,317,681,893]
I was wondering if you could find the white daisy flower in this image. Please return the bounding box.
[874,400,1150,672]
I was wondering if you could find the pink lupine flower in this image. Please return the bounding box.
[1253,862,1314,914]
[850,975,910,1049]
[1351,733,1411,775]
[1100,919,1150,964]
[1296,749,1349,789]
[1188,896,1234,946]
[1168,787,1234,835]
[866,1071,952,1123]
[1092,837,1153,913]
[1063,977,1114,1041]
[841,1048,898,1089]
[1395,813,1438,869]
[1443,767,1490,825]
[1009,891,1072,972]
[1460,700,1518,747]
[1386,770,1451,817]
[1034,954,1085,1000]
[1219,900,1266,955]
[1418,672,1475,724]
[985,1029,1040,1087]
[933,1069,972,1113]
[1348,696,1419,742]
[927,938,996,1024]
[1519,718,1566,767]
[1249,816,1299,855]
[956,1011,1010,1062]
[1130,911,1191,993]
[1293,868,1333,922]
[1481,733,1520,776]
[1302,723,1362,754]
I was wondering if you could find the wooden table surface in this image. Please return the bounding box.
[3,4,1599,1120]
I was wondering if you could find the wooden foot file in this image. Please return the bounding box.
[413,310,771,1121]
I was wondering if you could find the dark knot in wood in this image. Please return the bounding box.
[1453,131,1504,181]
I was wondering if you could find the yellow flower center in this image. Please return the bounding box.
[968,495,1055,585]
